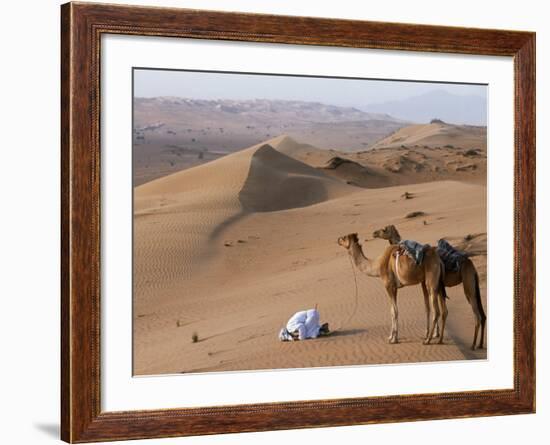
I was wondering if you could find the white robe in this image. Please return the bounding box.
[280,309,321,341]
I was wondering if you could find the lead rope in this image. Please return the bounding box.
[332,254,360,333]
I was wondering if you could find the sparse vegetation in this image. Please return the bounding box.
[191,332,199,343]
[324,156,352,169]
[401,192,413,200]
[430,118,445,124]
[405,211,426,219]
[444,144,454,148]
[455,164,477,172]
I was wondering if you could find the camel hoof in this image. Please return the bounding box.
[388,338,398,344]
[437,339,444,345]
[423,339,432,345]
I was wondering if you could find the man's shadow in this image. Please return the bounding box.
[326,328,368,338]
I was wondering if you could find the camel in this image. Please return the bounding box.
[372,225,486,349]
[337,233,448,345]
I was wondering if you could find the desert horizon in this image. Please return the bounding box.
[132,72,487,376]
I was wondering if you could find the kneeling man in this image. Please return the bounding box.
[279,308,330,341]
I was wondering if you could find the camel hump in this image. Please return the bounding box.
[437,239,468,272]
[397,240,431,265]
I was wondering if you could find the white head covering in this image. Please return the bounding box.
[278,327,294,341]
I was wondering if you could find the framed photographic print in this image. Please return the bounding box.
[61,2,535,442]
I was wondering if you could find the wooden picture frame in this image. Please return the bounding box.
[61,2,535,442]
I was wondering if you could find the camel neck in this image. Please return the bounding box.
[390,235,401,245]
[390,230,402,245]
[349,242,379,277]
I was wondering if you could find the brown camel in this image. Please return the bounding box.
[337,233,448,345]
[372,225,486,349]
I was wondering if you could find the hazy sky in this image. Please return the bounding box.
[134,68,486,109]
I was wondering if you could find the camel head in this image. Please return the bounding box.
[372,225,401,244]
[337,233,359,249]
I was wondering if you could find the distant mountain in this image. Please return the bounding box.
[134,97,402,124]
[363,90,487,126]
[132,98,411,184]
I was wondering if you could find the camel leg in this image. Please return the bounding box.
[472,320,480,350]
[477,291,487,350]
[423,289,440,345]
[462,268,487,350]
[437,292,448,344]
[385,284,399,344]
[478,314,486,349]
[475,307,486,349]
[422,282,440,338]
[421,282,433,339]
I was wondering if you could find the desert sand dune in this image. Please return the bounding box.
[239,143,353,212]
[133,139,358,356]
[370,122,486,150]
[270,134,487,187]
[134,136,487,376]
[319,156,392,188]
[132,98,408,185]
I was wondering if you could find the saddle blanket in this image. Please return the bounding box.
[437,239,468,272]
[398,239,429,265]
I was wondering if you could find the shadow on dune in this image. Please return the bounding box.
[210,144,334,240]
[238,144,330,212]
[209,209,247,240]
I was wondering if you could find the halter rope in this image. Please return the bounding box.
[332,253,360,333]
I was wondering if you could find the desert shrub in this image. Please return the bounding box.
[405,211,426,218]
